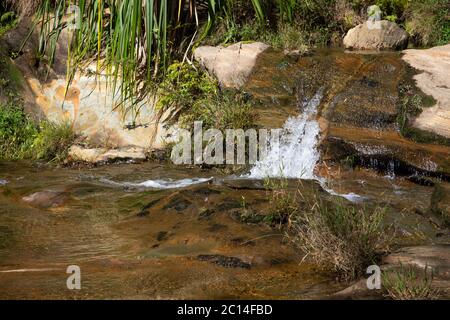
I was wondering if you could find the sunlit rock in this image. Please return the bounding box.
[402,44,450,139]
[343,20,408,50]
[194,42,270,89]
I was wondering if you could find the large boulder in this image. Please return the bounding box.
[194,42,269,89]
[343,20,409,50]
[2,18,174,150]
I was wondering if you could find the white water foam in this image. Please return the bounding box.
[100,177,212,189]
[246,88,365,203]
[0,180,7,186]
[248,88,323,179]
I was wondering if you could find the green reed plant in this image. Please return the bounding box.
[29,1,228,109]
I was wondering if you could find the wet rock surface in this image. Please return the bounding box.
[197,255,251,269]
[383,245,450,279]
[22,190,68,209]
[321,128,450,179]
[430,184,450,227]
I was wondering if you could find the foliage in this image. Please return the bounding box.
[0,10,17,38]
[293,196,388,280]
[27,0,228,110]
[263,177,299,228]
[404,0,450,46]
[0,102,38,160]
[382,266,441,300]
[157,62,218,115]
[32,121,75,162]
[0,101,75,162]
[179,90,256,132]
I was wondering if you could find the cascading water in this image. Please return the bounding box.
[105,89,326,189]
[248,88,324,179]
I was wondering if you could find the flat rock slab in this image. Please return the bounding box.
[402,44,450,138]
[194,42,269,89]
[383,245,450,279]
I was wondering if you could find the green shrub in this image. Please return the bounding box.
[157,62,256,132]
[0,9,17,38]
[32,121,75,162]
[375,0,409,19]
[404,0,450,46]
[263,177,299,228]
[157,62,218,115]
[179,90,256,132]
[0,102,37,159]
[0,102,75,162]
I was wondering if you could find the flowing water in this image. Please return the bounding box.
[249,88,323,179]
[0,49,449,299]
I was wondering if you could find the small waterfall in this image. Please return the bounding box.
[248,88,324,179]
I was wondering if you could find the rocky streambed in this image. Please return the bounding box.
[0,47,449,299]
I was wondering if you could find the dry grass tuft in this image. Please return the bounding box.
[293,196,389,281]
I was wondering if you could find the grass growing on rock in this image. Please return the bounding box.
[156,62,257,166]
[293,197,388,281]
[254,178,391,281]
[158,62,257,132]
[397,81,450,146]
[382,266,441,300]
[263,177,299,228]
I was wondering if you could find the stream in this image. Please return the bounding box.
[0,49,449,299]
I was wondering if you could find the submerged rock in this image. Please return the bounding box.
[332,279,374,299]
[162,195,192,212]
[197,254,251,269]
[343,20,408,50]
[22,190,68,209]
[194,42,270,89]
